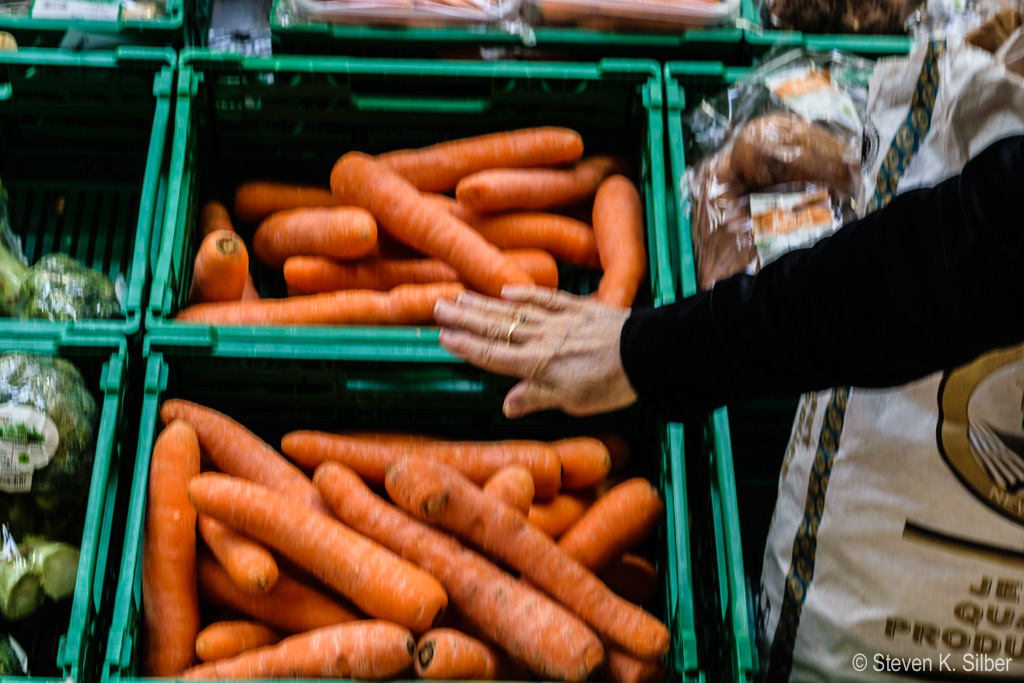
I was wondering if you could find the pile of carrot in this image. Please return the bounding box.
[176,127,648,325]
[142,399,670,682]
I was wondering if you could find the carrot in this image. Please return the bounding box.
[233,181,335,224]
[159,399,328,514]
[553,437,611,490]
[313,462,604,681]
[415,628,508,680]
[593,176,646,307]
[181,621,415,680]
[528,493,591,538]
[466,212,601,269]
[142,420,201,676]
[600,554,659,606]
[594,433,630,472]
[200,201,235,238]
[188,230,249,304]
[195,621,281,663]
[175,282,464,326]
[283,249,557,294]
[252,207,378,269]
[385,457,670,661]
[197,514,279,594]
[331,152,534,297]
[455,156,628,213]
[605,646,668,683]
[198,202,260,300]
[198,553,359,633]
[281,431,562,498]
[558,478,665,573]
[377,127,585,193]
[189,473,448,633]
[481,465,534,516]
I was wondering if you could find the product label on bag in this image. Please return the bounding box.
[750,188,835,266]
[765,66,862,136]
[31,0,120,21]
[0,403,59,493]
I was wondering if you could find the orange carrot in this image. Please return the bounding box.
[415,629,509,680]
[385,457,670,661]
[283,249,557,294]
[200,201,235,238]
[195,621,281,663]
[188,230,249,304]
[553,437,611,490]
[160,399,328,514]
[559,478,664,573]
[314,462,604,681]
[198,202,260,300]
[175,282,464,326]
[142,420,201,676]
[281,432,561,499]
[233,181,335,224]
[331,152,534,297]
[605,646,668,683]
[197,514,279,594]
[377,127,585,193]
[466,212,601,269]
[181,621,415,680]
[252,207,378,268]
[593,176,646,307]
[528,493,591,538]
[198,552,359,633]
[600,554,659,606]
[481,465,534,516]
[189,473,448,633]
[594,433,630,472]
[456,156,628,213]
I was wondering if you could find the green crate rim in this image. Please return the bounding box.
[145,52,674,357]
[664,60,757,682]
[0,332,128,682]
[269,0,743,51]
[0,46,176,339]
[740,0,914,54]
[103,340,700,681]
[0,0,183,35]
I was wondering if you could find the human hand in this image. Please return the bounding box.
[434,286,638,419]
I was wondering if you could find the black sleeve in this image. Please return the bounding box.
[620,134,1024,421]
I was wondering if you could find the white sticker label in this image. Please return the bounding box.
[765,66,862,137]
[0,403,59,494]
[31,0,121,21]
[750,189,836,267]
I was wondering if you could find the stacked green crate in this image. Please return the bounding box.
[103,336,704,682]
[0,0,183,48]
[267,0,744,61]
[741,0,914,55]
[0,47,175,340]
[147,51,674,353]
[0,334,130,683]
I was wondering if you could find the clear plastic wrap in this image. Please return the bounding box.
[14,253,119,322]
[279,0,519,28]
[0,353,98,542]
[760,0,924,34]
[523,0,741,30]
[684,49,870,290]
[0,185,27,318]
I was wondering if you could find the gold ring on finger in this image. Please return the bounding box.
[506,312,527,344]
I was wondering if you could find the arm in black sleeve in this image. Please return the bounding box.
[620,134,1024,421]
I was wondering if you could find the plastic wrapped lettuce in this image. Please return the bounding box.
[15,254,119,322]
[0,353,98,539]
[0,525,80,623]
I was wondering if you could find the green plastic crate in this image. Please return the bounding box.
[147,50,673,358]
[741,0,913,55]
[0,47,174,340]
[104,335,704,682]
[267,0,744,60]
[0,333,129,683]
[663,60,766,683]
[0,0,183,49]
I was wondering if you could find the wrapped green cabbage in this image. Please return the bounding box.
[15,253,119,322]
